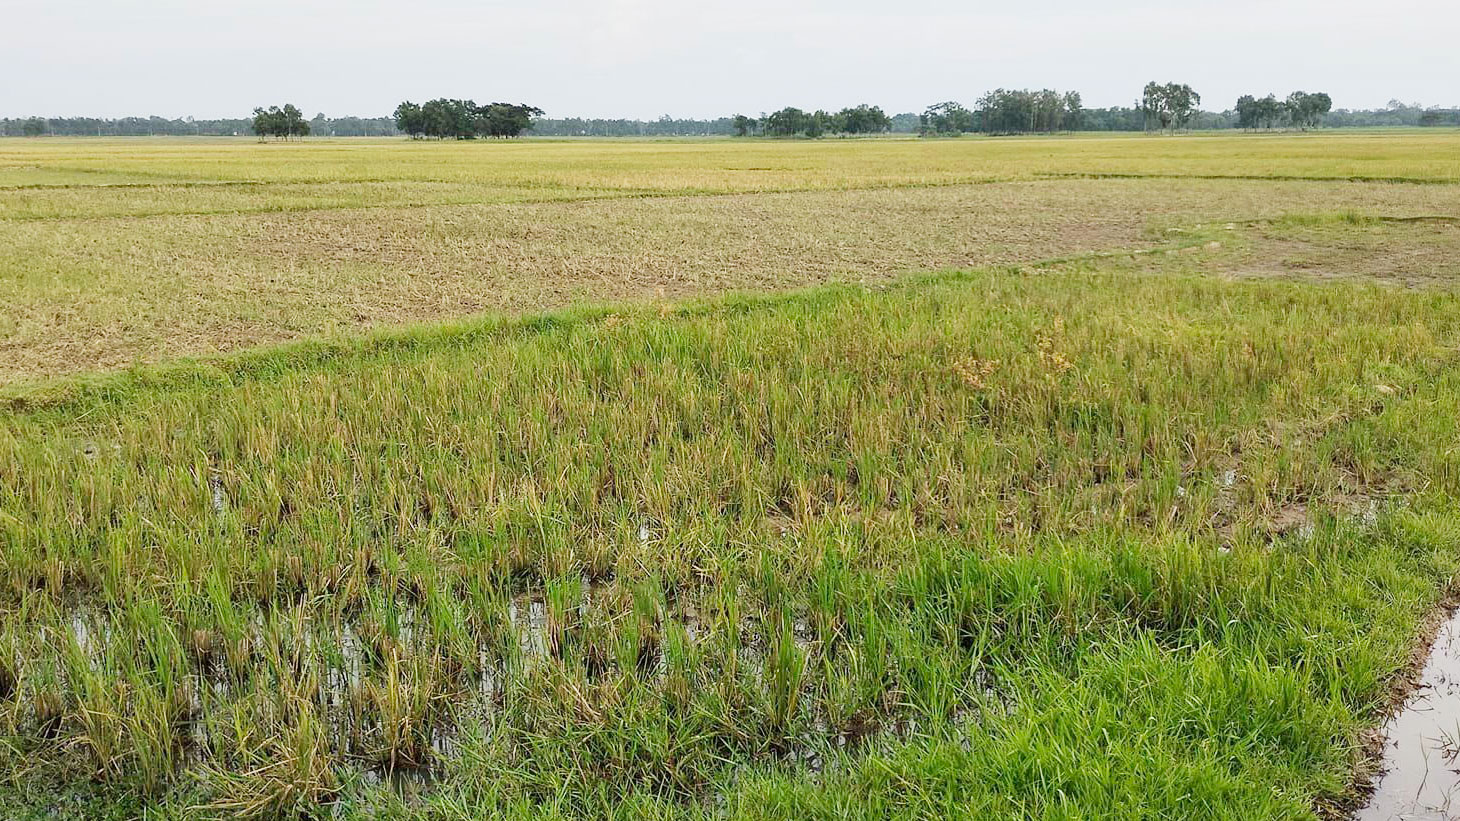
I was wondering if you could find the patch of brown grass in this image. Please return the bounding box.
[2,173,1459,385]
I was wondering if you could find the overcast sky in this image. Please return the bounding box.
[4,0,1457,119]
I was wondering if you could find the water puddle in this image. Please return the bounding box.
[1358,607,1460,820]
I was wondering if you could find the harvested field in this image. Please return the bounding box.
[4,134,1460,384]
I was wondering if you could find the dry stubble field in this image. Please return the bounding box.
[3,133,1459,386]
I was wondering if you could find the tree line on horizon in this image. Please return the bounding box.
[4,96,1458,139]
[249,87,1328,141]
[736,83,1332,137]
[0,114,397,137]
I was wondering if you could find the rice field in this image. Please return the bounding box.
[2,131,1460,819]
[5,133,1460,386]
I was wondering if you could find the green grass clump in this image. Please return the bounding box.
[2,258,1459,818]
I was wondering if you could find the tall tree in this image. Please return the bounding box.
[1142,82,1167,131]
[1141,82,1201,132]
[282,104,310,138]
[1063,91,1083,130]
[421,99,475,139]
[763,107,811,137]
[972,89,1080,134]
[835,104,891,134]
[251,107,277,139]
[394,102,426,138]
[920,101,974,135]
[251,104,310,140]
[1284,91,1332,130]
[393,99,540,139]
[476,103,543,137]
[1256,94,1284,129]
[1164,83,1201,130]
[1234,95,1259,130]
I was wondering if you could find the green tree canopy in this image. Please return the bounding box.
[920,101,975,135]
[1285,91,1333,130]
[835,104,891,134]
[731,114,758,136]
[250,104,310,140]
[1141,82,1201,132]
[763,107,811,137]
[393,99,542,139]
[975,89,1081,134]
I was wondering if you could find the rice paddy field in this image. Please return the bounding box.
[2,131,1460,819]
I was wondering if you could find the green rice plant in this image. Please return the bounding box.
[760,607,809,746]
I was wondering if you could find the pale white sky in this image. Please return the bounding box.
[3,0,1456,119]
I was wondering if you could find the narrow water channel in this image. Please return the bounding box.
[1359,607,1460,820]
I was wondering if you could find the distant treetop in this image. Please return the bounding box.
[251,104,310,140]
[1236,91,1332,130]
[393,100,544,139]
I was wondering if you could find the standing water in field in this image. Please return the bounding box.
[1359,607,1460,820]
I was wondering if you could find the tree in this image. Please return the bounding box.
[889,112,921,133]
[476,103,543,138]
[763,107,811,137]
[1419,109,1460,127]
[1284,91,1332,130]
[1141,82,1201,132]
[251,107,278,139]
[1165,84,1200,130]
[731,114,757,137]
[282,105,309,138]
[251,104,310,140]
[1234,95,1259,130]
[920,101,974,135]
[1142,82,1166,131]
[969,89,1082,134]
[392,99,540,139]
[1256,94,1284,129]
[836,104,890,134]
[421,99,475,139]
[1063,91,1083,130]
[1307,92,1333,127]
[394,102,426,138]
[973,89,1080,134]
